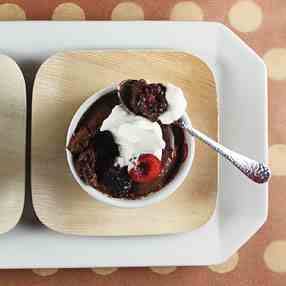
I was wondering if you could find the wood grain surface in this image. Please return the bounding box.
[32,51,218,236]
[0,54,26,233]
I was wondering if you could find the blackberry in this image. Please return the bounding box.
[102,166,133,198]
[71,128,121,190]
[92,130,119,177]
[119,79,168,121]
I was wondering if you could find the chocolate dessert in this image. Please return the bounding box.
[67,80,188,199]
[119,79,168,122]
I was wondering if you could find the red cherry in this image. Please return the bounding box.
[129,154,161,183]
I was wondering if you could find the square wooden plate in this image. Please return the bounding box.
[32,51,218,236]
[0,54,26,233]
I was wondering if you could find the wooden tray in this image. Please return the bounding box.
[32,51,218,236]
[0,54,26,233]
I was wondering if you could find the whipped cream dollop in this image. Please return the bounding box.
[101,105,165,168]
[159,83,187,124]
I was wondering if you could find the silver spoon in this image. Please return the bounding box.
[178,119,270,184]
[118,89,271,184]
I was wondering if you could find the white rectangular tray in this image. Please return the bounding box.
[0,21,268,268]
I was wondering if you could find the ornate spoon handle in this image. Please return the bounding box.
[184,125,270,184]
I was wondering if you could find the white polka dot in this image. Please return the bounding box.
[264,240,286,272]
[0,3,26,20]
[91,267,118,275]
[32,268,59,277]
[209,253,239,273]
[111,2,144,21]
[269,144,286,176]
[264,49,286,80]
[170,1,204,21]
[52,3,85,21]
[228,1,263,32]
[150,266,177,274]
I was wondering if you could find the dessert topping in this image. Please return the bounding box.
[129,154,161,183]
[100,105,165,168]
[158,83,187,124]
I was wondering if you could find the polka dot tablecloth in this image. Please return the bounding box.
[0,0,285,285]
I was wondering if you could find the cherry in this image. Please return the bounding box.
[129,154,161,183]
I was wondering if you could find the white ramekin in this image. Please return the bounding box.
[66,83,195,208]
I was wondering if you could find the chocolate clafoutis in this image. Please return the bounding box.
[67,79,188,199]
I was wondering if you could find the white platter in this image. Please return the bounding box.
[0,21,267,268]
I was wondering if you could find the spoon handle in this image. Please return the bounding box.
[186,127,270,184]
